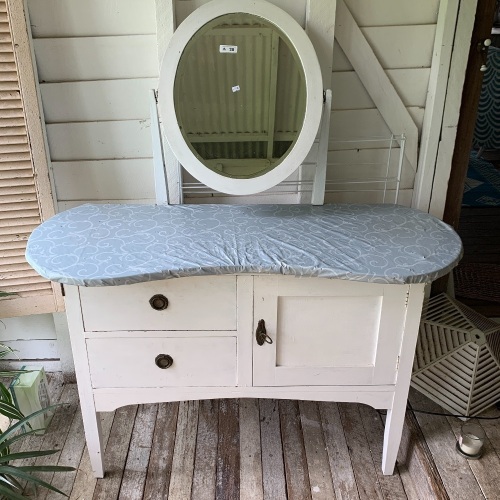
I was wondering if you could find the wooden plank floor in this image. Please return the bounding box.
[16,375,500,500]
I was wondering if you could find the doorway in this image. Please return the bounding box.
[443,0,500,317]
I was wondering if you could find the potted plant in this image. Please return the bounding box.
[0,344,75,498]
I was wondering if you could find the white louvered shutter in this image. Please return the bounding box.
[0,0,62,318]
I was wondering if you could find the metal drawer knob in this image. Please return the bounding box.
[155,354,174,369]
[149,294,169,311]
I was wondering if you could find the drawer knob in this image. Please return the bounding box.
[155,354,174,369]
[256,319,273,346]
[149,294,169,311]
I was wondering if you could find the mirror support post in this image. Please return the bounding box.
[150,89,169,205]
[311,89,332,205]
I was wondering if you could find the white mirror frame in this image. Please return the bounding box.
[158,0,323,196]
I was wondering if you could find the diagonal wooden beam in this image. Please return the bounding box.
[335,0,418,172]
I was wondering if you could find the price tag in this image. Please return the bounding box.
[220,45,238,54]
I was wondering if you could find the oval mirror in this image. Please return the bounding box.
[159,0,323,195]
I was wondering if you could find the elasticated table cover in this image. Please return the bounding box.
[26,203,462,287]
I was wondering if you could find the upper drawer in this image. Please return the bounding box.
[79,276,237,331]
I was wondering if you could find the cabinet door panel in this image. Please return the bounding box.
[276,295,381,367]
[253,276,409,386]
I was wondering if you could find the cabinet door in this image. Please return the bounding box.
[253,276,410,386]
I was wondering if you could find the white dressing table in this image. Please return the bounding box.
[26,203,462,477]
[26,0,463,480]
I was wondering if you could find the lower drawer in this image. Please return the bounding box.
[87,337,237,388]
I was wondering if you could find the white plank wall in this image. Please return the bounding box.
[326,4,437,205]
[332,69,430,110]
[27,0,157,37]
[0,314,61,372]
[52,160,155,201]
[27,0,159,208]
[330,0,439,205]
[40,79,158,123]
[33,37,158,83]
[46,122,153,162]
[26,0,441,207]
[343,0,440,26]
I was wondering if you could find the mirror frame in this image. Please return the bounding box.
[159,0,323,196]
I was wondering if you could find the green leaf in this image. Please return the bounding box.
[2,473,23,492]
[0,449,62,464]
[0,383,12,401]
[0,428,46,454]
[0,473,18,489]
[0,402,25,422]
[0,446,10,460]
[16,465,75,473]
[0,345,16,359]
[0,482,26,500]
[0,405,59,443]
[0,465,69,497]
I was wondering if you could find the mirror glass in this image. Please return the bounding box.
[174,13,306,180]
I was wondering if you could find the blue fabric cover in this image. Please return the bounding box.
[26,203,462,287]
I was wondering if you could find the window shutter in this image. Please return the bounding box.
[0,0,63,317]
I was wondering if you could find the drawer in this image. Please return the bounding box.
[87,337,237,388]
[79,276,236,331]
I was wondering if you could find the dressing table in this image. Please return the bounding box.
[26,0,462,479]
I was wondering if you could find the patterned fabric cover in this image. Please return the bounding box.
[473,46,500,151]
[26,203,463,287]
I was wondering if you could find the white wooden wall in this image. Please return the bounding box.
[328,0,437,205]
[0,314,61,372]
[26,0,159,210]
[26,0,441,209]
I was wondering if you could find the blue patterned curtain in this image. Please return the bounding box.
[473,46,500,151]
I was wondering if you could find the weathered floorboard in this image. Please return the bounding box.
[338,403,384,500]
[357,404,408,500]
[216,398,240,500]
[168,400,199,500]
[142,402,179,500]
[192,400,219,500]
[318,402,360,500]
[69,411,115,500]
[260,399,287,500]
[93,405,139,500]
[409,390,485,500]
[23,384,79,498]
[24,388,500,500]
[45,403,86,500]
[446,415,500,500]
[395,410,449,500]
[299,401,336,500]
[239,398,264,500]
[118,404,158,500]
[279,400,312,500]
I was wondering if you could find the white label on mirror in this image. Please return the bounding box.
[232,85,240,93]
[220,45,238,54]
